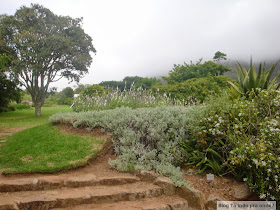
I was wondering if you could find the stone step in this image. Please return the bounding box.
[53,195,188,210]
[0,182,163,209]
[0,174,139,192]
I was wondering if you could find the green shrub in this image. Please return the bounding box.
[10,103,32,110]
[0,103,31,112]
[80,85,105,97]
[181,94,233,174]
[163,59,231,84]
[182,89,280,203]
[64,98,73,106]
[0,106,15,112]
[44,95,59,105]
[152,75,233,103]
[227,89,280,203]
[50,105,206,186]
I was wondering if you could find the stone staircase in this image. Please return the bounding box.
[0,172,190,210]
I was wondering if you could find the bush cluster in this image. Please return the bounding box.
[10,103,32,110]
[152,76,233,103]
[182,89,280,202]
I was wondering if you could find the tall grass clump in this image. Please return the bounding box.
[72,84,184,112]
[50,105,206,186]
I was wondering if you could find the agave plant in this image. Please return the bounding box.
[228,59,280,96]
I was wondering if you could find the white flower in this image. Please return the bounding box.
[259,194,266,199]
[271,196,275,200]
[243,178,248,182]
[252,159,258,165]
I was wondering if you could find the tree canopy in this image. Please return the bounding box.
[163,59,231,84]
[0,20,20,112]
[213,51,227,62]
[99,76,161,91]
[81,85,105,97]
[0,62,21,112]
[153,75,233,103]
[0,4,96,116]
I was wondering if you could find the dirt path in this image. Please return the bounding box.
[0,127,29,147]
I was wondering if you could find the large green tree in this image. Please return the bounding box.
[213,51,227,62]
[0,4,96,116]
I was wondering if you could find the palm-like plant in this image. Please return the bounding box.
[228,59,280,96]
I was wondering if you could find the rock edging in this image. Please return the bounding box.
[136,170,205,210]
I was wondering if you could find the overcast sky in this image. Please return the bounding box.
[1,0,280,90]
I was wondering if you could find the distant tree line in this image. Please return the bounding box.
[1,50,238,109]
[99,76,161,91]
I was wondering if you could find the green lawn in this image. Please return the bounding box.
[0,124,105,174]
[0,106,107,174]
[0,105,72,129]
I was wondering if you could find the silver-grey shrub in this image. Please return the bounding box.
[50,106,205,186]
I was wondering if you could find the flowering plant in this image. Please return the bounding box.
[72,84,183,112]
[186,89,280,203]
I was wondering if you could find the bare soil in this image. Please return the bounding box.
[0,127,28,137]
[183,168,259,201]
[0,127,29,146]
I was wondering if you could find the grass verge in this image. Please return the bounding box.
[0,105,72,129]
[0,123,105,174]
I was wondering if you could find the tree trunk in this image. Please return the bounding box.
[35,103,42,117]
